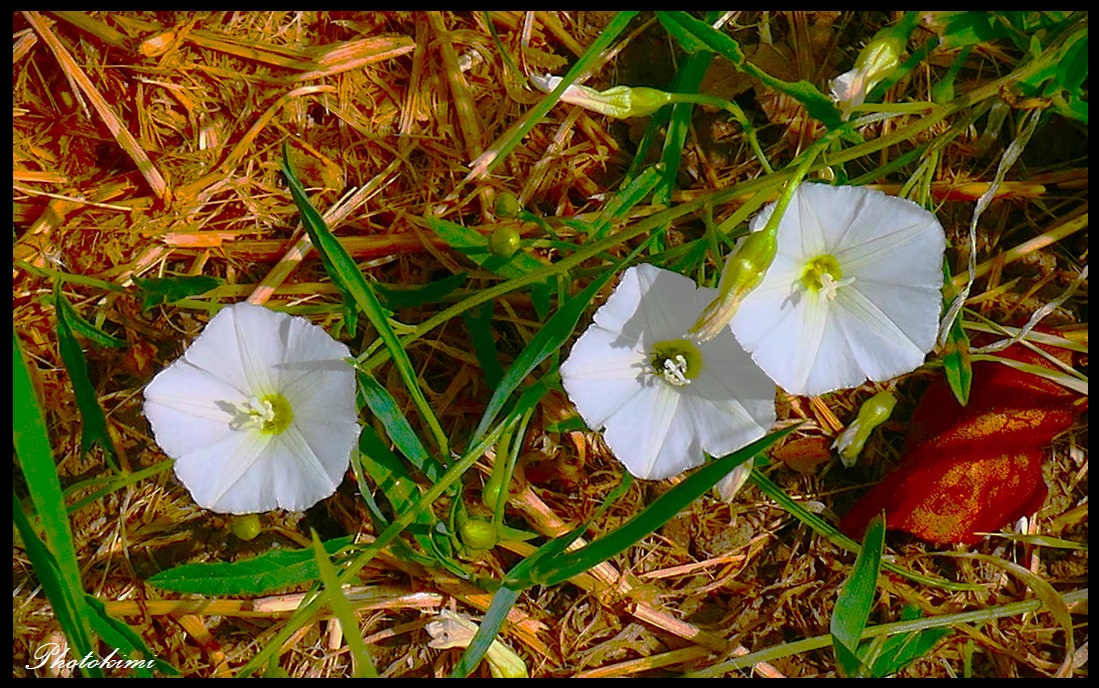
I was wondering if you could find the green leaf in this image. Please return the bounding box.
[54,286,118,467]
[146,537,353,595]
[53,292,127,349]
[133,275,222,312]
[935,12,1012,50]
[311,531,377,677]
[942,264,972,405]
[282,148,449,454]
[373,271,468,310]
[462,301,505,392]
[85,595,180,676]
[868,606,950,677]
[357,373,442,482]
[831,515,886,677]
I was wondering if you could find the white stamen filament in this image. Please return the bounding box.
[819,273,856,301]
[660,355,691,386]
[228,396,276,431]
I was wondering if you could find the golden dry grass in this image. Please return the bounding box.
[13,11,1087,678]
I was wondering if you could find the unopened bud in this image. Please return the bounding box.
[833,389,898,467]
[532,74,672,119]
[691,230,778,342]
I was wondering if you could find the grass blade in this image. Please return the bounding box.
[357,372,443,482]
[831,515,885,677]
[311,531,378,678]
[54,285,118,467]
[449,585,522,678]
[13,493,100,677]
[472,267,617,440]
[147,537,353,596]
[281,147,448,454]
[13,330,100,674]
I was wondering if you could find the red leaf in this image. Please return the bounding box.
[842,332,1085,545]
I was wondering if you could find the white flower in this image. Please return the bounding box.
[143,303,360,514]
[730,184,946,397]
[560,264,777,480]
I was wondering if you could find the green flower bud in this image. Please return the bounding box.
[494,192,521,218]
[532,74,673,119]
[691,230,778,342]
[459,518,498,551]
[230,513,262,541]
[488,226,521,259]
[834,389,898,467]
[830,25,907,118]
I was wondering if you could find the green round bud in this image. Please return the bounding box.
[488,227,522,259]
[494,192,521,218]
[230,514,262,541]
[459,519,498,551]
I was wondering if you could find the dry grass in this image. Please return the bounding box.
[13,11,1087,678]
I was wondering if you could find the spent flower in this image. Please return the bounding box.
[143,302,360,514]
[531,74,672,119]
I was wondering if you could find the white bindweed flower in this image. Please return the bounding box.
[560,264,777,480]
[143,302,360,514]
[730,184,946,397]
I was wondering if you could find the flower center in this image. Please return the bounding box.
[226,393,294,435]
[651,339,702,387]
[800,254,854,300]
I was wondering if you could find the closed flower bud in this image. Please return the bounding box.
[834,389,898,467]
[532,74,672,119]
[488,226,521,259]
[459,518,498,551]
[830,22,909,118]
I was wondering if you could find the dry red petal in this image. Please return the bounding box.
[841,407,1075,545]
[841,331,1085,545]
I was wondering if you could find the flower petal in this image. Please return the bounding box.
[172,429,270,513]
[559,327,647,428]
[731,184,945,395]
[144,361,248,455]
[601,381,698,480]
[144,302,359,513]
[561,264,778,481]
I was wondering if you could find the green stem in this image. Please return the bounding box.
[668,93,774,173]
